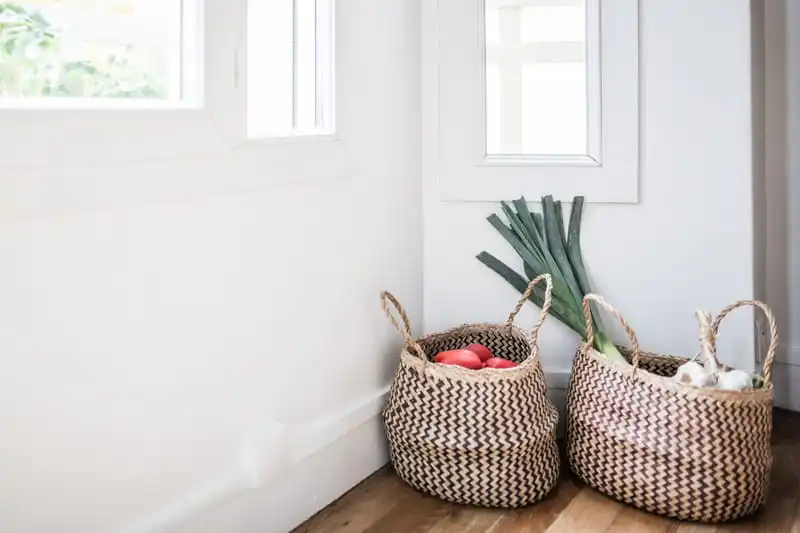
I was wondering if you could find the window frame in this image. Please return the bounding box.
[484,0,599,158]
[427,0,640,204]
[245,0,336,139]
[0,0,348,208]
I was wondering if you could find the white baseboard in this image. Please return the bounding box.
[773,361,800,412]
[118,387,390,533]
[181,417,389,533]
[116,370,582,533]
[780,344,800,366]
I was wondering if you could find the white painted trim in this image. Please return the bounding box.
[486,0,584,6]
[776,345,800,366]
[773,361,800,413]
[117,471,251,533]
[118,387,389,533]
[584,0,602,163]
[204,0,247,148]
[240,386,392,488]
[0,99,199,110]
[428,0,640,203]
[484,154,600,166]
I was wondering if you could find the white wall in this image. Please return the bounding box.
[0,1,422,532]
[425,0,758,385]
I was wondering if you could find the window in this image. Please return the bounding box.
[0,0,336,128]
[0,0,202,107]
[428,0,639,203]
[0,0,345,181]
[247,0,334,138]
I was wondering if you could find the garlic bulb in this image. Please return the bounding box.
[672,310,754,391]
[673,310,718,388]
[717,369,752,391]
[674,360,713,388]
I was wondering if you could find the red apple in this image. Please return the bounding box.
[434,349,483,370]
[464,343,494,362]
[484,357,518,369]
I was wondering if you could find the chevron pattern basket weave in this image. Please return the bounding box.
[380,275,560,508]
[566,295,777,523]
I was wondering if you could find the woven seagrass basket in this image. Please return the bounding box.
[380,274,560,508]
[566,294,777,523]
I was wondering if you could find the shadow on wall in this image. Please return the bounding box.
[764,0,799,411]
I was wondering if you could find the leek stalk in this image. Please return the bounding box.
[478,195,627,364]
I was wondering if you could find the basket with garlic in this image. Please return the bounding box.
[673,309,761,391]
[565,296,777,523]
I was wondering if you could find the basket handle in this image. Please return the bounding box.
[504,273,553,342]
[380,291,426,360]
[711,300,778,383]
[582,294,641,371]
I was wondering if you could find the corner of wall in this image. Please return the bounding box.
[750,0,768,368]
[762,0,799,412]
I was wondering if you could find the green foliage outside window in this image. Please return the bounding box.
[0,1,167,98]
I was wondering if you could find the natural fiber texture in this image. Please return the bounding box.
[380,275,560,508]
[566,295,776,523]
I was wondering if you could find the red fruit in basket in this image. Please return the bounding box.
[484,357,518,369]
[434,350,483,369]
[464,343,494,362]
[434,350,466,363]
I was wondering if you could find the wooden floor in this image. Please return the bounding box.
[294,409,800,533]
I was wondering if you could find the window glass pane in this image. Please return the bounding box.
[520,6,585,43]
[522,63,586,154]
[484,0,588,156]
[247,0,335,139]
[485,7,499,45]
[0,0,187,101]
[295,0,316,132]
[247,0,294,136]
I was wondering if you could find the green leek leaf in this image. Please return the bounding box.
[566,196,592,296]
[542,195,584,305]
[476,252,586,335]
[500,201,542,262]
[487,214,577,306]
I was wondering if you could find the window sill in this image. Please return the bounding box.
[0,98,200,111]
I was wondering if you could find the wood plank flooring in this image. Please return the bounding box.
[294,409,800,533]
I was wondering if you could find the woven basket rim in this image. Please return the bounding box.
[399,322,544,383]
[578,346,774,401]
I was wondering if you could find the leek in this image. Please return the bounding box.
[478,195,627,364]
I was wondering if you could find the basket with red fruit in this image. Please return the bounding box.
[380,274,560,508]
